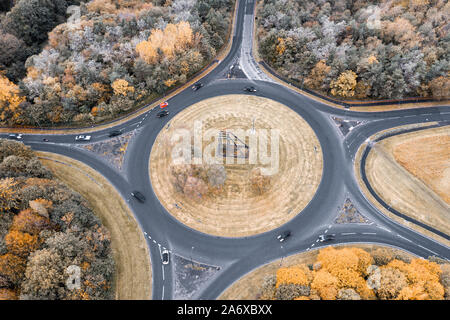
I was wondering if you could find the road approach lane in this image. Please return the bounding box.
[1,0,449,300]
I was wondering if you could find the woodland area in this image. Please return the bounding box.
[0,0,234,127]
[259,246,450,300]
[0,139,115,300]
[257,0,450,100]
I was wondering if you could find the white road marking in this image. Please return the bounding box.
[378,226,392,233]
[397,234,412,242]
[341,232,356,235]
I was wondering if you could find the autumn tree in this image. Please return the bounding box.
[330,70,358,98]
[136,21,194,64]
[0,288,17,300]
[0,253,27,285]
[429,76,450,100]
[4,230,40,257]
[0,74,25,123]
[111,79,135,96]
[0,178,17,213]
[304,60,331,91]
[10,209,53,235]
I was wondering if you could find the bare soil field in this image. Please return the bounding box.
[149,95,323,237]
[363,126,450,238]
[37,152,152,300]
[219,244,415,300]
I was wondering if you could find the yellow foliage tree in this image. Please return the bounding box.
[276,37,286,55]
[310,269,339,300]
[0,178,17,213]
[275,265,311,288]
[0,74,25,122]
[111,79,135,96]
[330,70,358,98]
[387,258,444,300]
[136,21,194,64]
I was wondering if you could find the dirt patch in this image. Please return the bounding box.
[150,95,323,237]
[219,244,415,300]
[36,152,152,300]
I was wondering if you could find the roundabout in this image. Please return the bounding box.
[149,95,323,237]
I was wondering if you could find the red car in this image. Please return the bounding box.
[160,101,168,108]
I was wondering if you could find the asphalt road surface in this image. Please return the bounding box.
[1,0,449,300]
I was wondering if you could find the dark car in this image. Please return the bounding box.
[161,249,170,265]
[277,230,291,242]
[318,234,335,242]
[131,191,146,203]
[192,83,204,91]
[244,86,257,93]
[157,110,169,118]
[108,130,122,137]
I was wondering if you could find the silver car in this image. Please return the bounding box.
[75,135,91,141]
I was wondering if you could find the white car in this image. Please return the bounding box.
[161,249,170,265]
[8,133,22,140]
[75,135,91,141]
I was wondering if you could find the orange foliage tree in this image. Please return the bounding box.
[136,21,194,64]
[4,230,40,258]
[0,178,17,213]
[0,74,25,123]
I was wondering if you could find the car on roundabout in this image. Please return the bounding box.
[277,230,291,242]
[108,130,122,137]
[161,249,170,265]
[318,234,335,242]
[244,86,257,93]
[192,83,204,91]
[157,110,169,118]
[75,135,91,141]
[131,191,146,203]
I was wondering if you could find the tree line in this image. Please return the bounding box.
[257,0,449,101]
[259,246,450,300]
[0,0,234,127]
[0,139,115,300]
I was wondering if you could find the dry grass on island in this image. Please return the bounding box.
[364,126,450,238]
[149,95,323,237]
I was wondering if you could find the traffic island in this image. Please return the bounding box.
[149,95,323,237]
[355,124,450,246]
